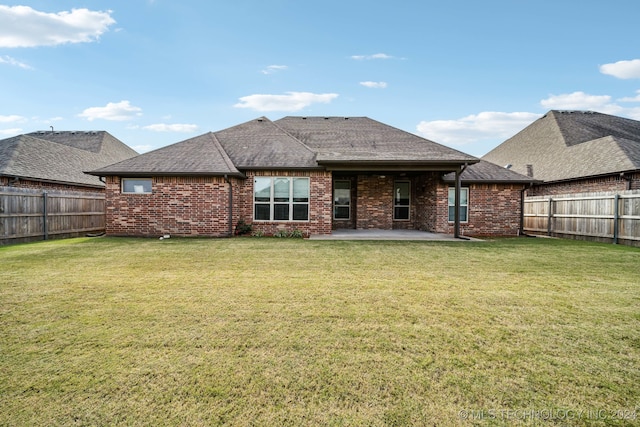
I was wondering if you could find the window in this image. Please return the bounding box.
[122,178,152,194]
[394,181,410,220]
[254,177,309,221]
[448,187,469,222]
[333,180,351,219]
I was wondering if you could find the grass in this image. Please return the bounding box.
[1,236,639,426]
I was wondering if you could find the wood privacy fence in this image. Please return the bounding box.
[0,187,105,245]
[524,190,640,246]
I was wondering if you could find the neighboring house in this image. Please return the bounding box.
[482,110,640,196]
[0,131,138,192]
[87,116,534,238]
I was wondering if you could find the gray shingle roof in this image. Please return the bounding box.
[88,132,242,176]
[0,131,137,187]
[482,110,640,182]
[215,117,318,169]
[442,160,538,183]
[275,116,479,166]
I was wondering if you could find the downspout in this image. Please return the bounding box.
[224,174,233,237]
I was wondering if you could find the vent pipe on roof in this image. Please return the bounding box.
[50,126,54,133]
[526,164,534,177]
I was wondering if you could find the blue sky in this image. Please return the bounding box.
[1,1,640,156]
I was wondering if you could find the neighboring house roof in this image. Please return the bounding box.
[89,116,482,177]
[0,131,138,188]
[275,116,479,168]
[89,132,243,177]
[442,160,539,184]
[482,110,640,183]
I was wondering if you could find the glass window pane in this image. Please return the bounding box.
[395,207,409,220]
[334,189,350,205]
[448,206,455,222]
[293,178,309,202]
[395,182,410,205]
[123,179,151,193]
[460,207,468,222]
[274,203,289,220]
[448,188,455,205]
[274,178,290,202]
[255,204,270,220]
[460,188,468,205]
[334,206,350,219]
[254,177,271,202]
[293,204,308,221]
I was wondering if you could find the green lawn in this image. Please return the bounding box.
[1,237,639,426]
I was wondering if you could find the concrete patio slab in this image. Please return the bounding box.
[309,229,481,241]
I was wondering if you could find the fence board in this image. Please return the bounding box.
[0,187,105,245]
[524,190,640,246]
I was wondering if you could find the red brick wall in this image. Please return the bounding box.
[104,171,333,238]
[435,183,525,236]
[0,176,103,193]
[527,172,640,196]
[105,176,232,237]
[356,175,394,229]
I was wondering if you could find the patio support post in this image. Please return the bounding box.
[454,167,461,238]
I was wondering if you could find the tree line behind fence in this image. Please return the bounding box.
[524,190,640,246]
[0,187,105,245]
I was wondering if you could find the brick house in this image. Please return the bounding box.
[483,110,640,196]
[88,116,534,238]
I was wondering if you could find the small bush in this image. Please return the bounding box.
[234,220,253,236]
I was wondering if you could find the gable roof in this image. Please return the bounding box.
[442,160,539,184]
[0,131,138,188]
[88,132,243,177]
[482,110,640,182]
[275,116,479,169]
[89,116,481,177]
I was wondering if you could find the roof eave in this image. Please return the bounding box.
[317,159,479,172]
[84,170,247,179]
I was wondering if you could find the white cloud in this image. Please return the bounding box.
[0,128,22,135]
[360,81,387,89]
[0,55,32,69]
[351,53,394,60]
[0,114,26,123]
[78,101,142,121]
[619,90,640,103]
[540,91,613,110]
[599,59,640,79]
[261,65,287,75]
[416,112,541,146]
[234,92,339,112]
[0,5,115,48]
[142,123,199,132]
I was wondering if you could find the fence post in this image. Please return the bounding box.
[547,197,553,236]
[43,191,48,241]
[613,193,620,245]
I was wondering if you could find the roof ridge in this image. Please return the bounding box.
[269,117,318,159]
[206,132,241,174]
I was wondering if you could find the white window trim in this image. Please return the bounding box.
[254,177,310,222]
[333,180,351,220]
[448,187,469,223]
[122,178,152,194]
[393,180,411,221]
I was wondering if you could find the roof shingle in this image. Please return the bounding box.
[482,110,640,182]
